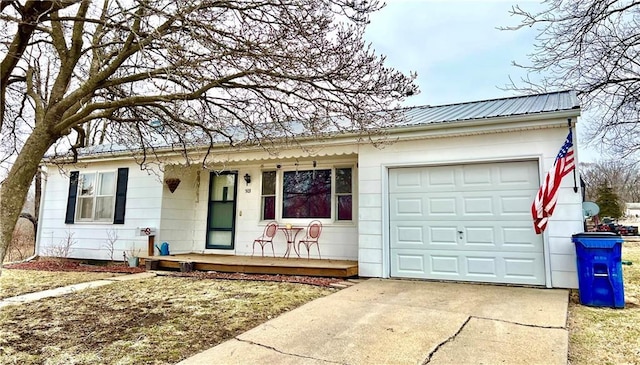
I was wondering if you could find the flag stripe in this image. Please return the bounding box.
[531,130,575,234]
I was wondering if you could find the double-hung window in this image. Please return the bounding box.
[260,166,353,221]
[261,171,277,220]
[76,171,116,222]
[335,168,353,220]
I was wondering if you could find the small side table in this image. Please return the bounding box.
[278,227,303,258]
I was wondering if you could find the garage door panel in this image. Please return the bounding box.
[461,164,492,186]
[394,197,423,216]
[504,257,542,279]
[429,197,457,215]
[503,226,540,247]
[391,221,540,252]
[431,255,460,275]
[395,253,426,274]
[392,192,535,220]
[391,249,545,285]
[391,162,539,193]
[430,226,458,244]
[396,226,424,245]
[497,161,540,187]
[392,169,422,188]
[466,256,497,277]
[427,167,456,187]
[391,222,460,248]
[501,195,533,214]
[463,196,494,215]
[465,226,495,245]
[389,161,545,285]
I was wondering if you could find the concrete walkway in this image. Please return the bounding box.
[179,279,569,365]
[0,272,156,309]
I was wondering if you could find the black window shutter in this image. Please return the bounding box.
[65,171,79,224]
[113,168,129,224]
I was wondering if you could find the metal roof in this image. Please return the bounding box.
[54,91,580,160]
[400,90,579,126]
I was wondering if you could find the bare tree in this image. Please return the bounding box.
[504,0,640,158]
[580,160,640,203]
[0,0,417,269]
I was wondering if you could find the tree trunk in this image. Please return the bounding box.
[0,125,57,274]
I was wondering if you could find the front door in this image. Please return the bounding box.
[206,172,237,249]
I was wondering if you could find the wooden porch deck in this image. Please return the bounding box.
[140,254,358,278]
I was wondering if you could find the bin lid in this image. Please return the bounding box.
[572,232,621,238]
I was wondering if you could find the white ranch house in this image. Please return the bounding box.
[37,91,584,288]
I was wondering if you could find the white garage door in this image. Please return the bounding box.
[389,161,545,285]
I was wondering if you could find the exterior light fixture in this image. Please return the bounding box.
[244,173,251,185]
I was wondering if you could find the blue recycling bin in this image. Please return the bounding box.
[571,232,624,308]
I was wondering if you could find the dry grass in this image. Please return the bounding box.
[568,240,640,365]
[0,275,335,364]
[0,269,123,300]
[5,221,35,262]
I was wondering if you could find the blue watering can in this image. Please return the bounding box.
[155,242,170,256]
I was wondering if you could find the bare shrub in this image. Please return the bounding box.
[103,229,118,262]
[43,229,76,259]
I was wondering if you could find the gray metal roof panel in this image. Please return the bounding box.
[52,91,579,160]
[401,90,579,126]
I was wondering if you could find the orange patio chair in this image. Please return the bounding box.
[252,222,278,257]
[297,220,322,259]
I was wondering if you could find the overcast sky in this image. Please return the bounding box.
[364,0,599,161]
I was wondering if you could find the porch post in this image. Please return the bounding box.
[148,235,155,256]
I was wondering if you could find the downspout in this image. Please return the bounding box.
[22,166,47,263]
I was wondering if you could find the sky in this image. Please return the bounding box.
[364,0,599,162]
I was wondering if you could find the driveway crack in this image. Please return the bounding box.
[422,315,566,364]
[235,337,346,364]
[471,315,567,330]
[422,316,471,364]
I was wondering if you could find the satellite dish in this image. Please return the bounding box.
[582,201,600,218]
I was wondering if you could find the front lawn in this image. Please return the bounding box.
[0,268,122,300]
[0,275,335,364]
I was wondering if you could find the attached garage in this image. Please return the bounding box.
[355,91,584,288]
[388,160,545,285]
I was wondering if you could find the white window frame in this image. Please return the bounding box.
[260,170,277,221]
[260,164,355,223]
[334,166,353,221]
[75,171,117,222]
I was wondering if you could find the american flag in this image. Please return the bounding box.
[531,130,575,234]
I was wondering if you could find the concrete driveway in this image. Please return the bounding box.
[179,279,569,365]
